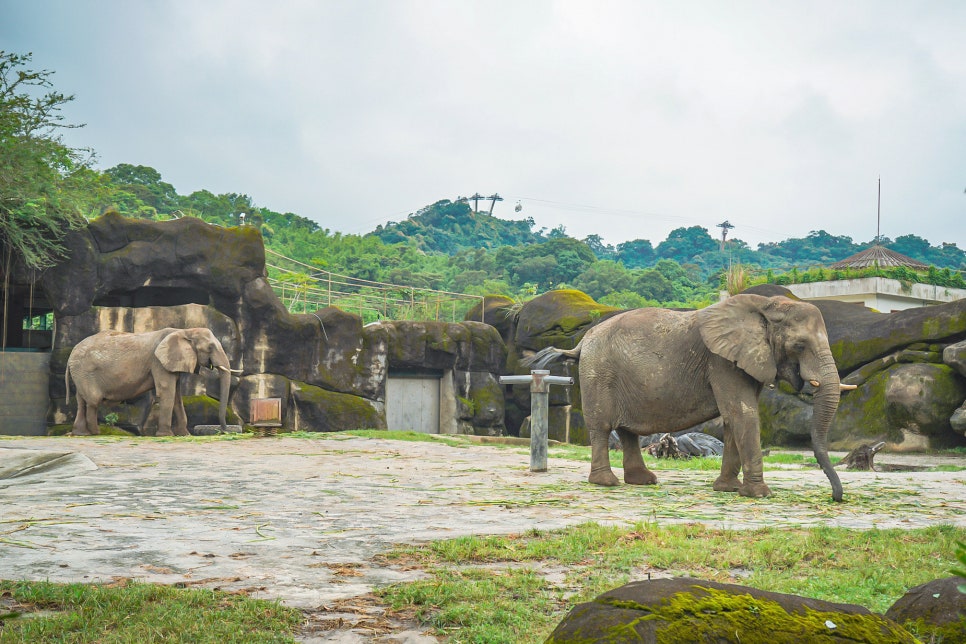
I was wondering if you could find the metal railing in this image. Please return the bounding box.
[264,249,484,323]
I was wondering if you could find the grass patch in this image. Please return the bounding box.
[0,579,301,642]
[376,522,966,643]
[290,429,470,448]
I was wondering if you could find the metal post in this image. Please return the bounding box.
[499,369,573,472]
[529,371,550,471]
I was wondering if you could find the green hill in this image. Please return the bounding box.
[368,199,544,253]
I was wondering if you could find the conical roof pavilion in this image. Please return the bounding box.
[829,245,929,270]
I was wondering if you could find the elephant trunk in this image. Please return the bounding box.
[217,368,231,433]
[810,352,843,502]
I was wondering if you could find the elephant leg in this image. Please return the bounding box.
[618,429,657,486]
[84,399,100,436]
[155,377,175,437]
[72,397,93,435]
[727,406,769,498]
[172,378,189,436]
[713,425,741,492]
[588,428,620,486]
[711,373,769,498]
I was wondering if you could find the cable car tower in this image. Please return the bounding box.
[716,220,734,252]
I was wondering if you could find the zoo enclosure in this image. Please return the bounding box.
[265,249,484,323]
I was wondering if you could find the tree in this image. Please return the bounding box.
[572,260,632,300]
[0,51,96,271]
[105,163,178,212]
[583,234,617,260]
[655,226,717,263]
[634,269,675,302]
[616,238,656,268]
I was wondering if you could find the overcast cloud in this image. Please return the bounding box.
[2,0,965,249]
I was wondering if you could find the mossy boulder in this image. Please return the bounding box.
[457,321,507,372]
[382,320,506,373]
[547,577,917,643]
[833,363,966,449]
[883,363,966,445]
[384,320,463,370]
[885,576,966,644]
[513,289,621,352]
[455,370,505,431]
[287,380,385,432]
[758,387,814,448]
[183,395,239,430]
[944,340,966,378]
[952,404,966,435]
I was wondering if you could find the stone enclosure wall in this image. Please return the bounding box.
[33,213,966,449]
[44,214,506,436]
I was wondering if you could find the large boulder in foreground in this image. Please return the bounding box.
[547,577,917,643]
[885,576,966,643]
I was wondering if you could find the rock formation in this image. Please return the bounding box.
[501,287,966,450]
[547,577,916,643]
[45,213,506,436]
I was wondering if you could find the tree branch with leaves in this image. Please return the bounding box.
[0,50,99,274]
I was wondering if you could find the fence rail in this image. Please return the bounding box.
[264,249,484,323]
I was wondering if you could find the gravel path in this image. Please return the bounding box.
[2,434,965,641]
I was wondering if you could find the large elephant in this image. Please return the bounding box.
[65,327,239,436]
[525,294,852,501]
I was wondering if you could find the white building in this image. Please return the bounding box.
[787,245,966,312]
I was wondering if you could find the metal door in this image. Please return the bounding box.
[386,375,440,433]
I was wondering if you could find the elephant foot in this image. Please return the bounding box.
[713,477,740,493]
[624,468,658,486]
[155,429,174,437]
[588,468,620,487]
[738,481,772,498]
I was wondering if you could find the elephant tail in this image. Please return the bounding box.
[65,364,71,404]
[520,340,583,370]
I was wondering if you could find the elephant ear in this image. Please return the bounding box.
[155,332,198,373]
[697,294,777,384]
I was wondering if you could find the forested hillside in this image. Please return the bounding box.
[85,164,965,309]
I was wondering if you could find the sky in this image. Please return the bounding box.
[2,0,965,250]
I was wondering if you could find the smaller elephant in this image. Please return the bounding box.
[65,327,240,436]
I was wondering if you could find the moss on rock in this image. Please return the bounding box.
[514,289,621,352]
[288,380,385,432]
[547,578,918,643]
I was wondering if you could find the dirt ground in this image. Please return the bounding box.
[2,434,965,642]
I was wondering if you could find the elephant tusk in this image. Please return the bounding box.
[840,383,858,391]
[218,366,244,374]
[809,380,821,387]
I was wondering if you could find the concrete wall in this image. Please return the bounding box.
[0,352,51,435]
[785,277,966,312]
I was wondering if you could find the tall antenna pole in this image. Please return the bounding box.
[716,220,734,252]
[876,176,881,245]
